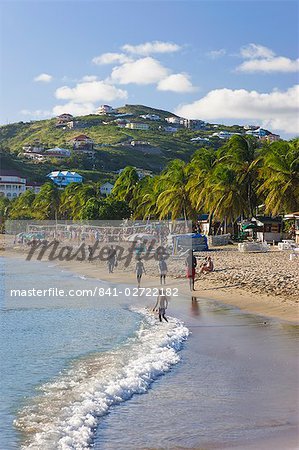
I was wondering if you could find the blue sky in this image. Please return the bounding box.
[1,0,298,136]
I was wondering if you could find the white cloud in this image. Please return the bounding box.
[237,43,299,73]
[81,75,98,82]
[55,80,128,103]
[207,49,226,59]
[157,73,196,93]
[110,57,169,85]
[52,102,96,116]
[92,52,131,65]
[240,43,275,59]
[122,41,181,55]
[175,85,299,134]
[237,57,299,73]
[34,73,53,83]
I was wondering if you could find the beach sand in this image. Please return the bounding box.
[1,235,298,324]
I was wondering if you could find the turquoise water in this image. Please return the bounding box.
[0,257,298,450]
[0,258,188,449]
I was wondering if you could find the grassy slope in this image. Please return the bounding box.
[0,104,245,182]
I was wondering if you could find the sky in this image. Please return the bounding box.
[0,0,298,137]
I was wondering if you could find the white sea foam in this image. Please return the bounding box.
[15,308,189,450]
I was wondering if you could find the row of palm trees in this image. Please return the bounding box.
[113,136,299,225]
[3,135,298,226]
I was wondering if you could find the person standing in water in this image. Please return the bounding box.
[153,289,169,322]
[158,256,168,285]
[135,258,146,287]
[185,249,197,291]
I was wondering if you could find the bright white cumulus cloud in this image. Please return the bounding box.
[122,41,181,55]
[55,80,128,103]
[176,85,299,134]
[157,73,196,93]
[34,73,53,83]
[237,43,299,73]
[110,57,169,85]
[92,52,131,65]
[52,102,96,116]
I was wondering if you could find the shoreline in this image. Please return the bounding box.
[2,245,298,324]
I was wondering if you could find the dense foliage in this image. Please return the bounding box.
[1,136,298,226]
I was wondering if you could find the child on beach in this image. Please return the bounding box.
[136,258,146,287]
[158,256,168,285]
[153,289,169,322]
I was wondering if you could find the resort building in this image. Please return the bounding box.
[245,128,268,138]
[125,123,149,131]
[47,171,83,188]
[0,170,27,198]
[100,182,114,196]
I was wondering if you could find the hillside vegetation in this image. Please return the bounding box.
[0,104,269,182]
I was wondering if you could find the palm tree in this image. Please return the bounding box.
[205,164,247,227]
[258,140,299,215]
[112,167,139,203]
[131,175,161,219]
[219,136,259,217]
[33,182,60,220]
[156,159,194,222]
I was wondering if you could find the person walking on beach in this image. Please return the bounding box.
[153,289,169,322]
[136,258,146,287]
[158,256,168,285]
[107,245,116,273]
[185,249,197,291]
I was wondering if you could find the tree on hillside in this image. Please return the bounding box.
[112,167,139,203]
[258,140,299,215]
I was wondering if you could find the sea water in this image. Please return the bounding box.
[1,257,298,450]
[0,257,188,449]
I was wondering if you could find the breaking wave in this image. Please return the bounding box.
[15,308,189,449]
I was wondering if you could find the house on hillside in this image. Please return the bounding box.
[96,105,116,115]
[165,116,181,125]
[125,123,149,131]
[130,140,150,147]
[182,119,206,130]
[164,126,178,133]
[245,127,268,138]
[26,182,42,194]
[68,135,94,156]
[56,113,74,127]
[100,182,114,196]
[47,171,83,188]
[22,142,45,153]
[44,147,71,159]
[0,170,27,198]
[260,133,281,143]
[140,114,160,121]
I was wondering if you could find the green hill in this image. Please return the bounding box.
[0,104,251,183]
